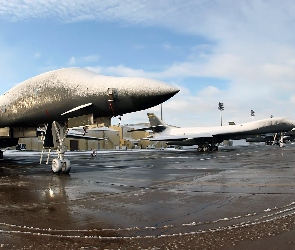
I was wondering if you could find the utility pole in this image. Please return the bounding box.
[218,102,224,126]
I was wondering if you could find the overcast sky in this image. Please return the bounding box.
[1,0,295,127]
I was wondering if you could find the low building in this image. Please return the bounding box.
[18,123,165,151]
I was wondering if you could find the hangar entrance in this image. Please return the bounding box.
[70,140,79,151]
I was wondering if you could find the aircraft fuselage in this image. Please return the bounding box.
[0,68,179,127]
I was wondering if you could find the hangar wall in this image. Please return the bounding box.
[18,124,165,151]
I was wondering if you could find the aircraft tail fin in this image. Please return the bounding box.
[147,113,168,132]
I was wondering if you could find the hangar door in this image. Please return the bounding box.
[70,140,79,151]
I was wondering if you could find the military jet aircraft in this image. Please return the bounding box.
[0,68,179,173]
[142,113,295,151]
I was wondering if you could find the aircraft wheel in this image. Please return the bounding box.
[52,159,62,173]
[62,158,71,174]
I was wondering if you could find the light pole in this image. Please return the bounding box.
[218,102,224,126]
[251,110,255,121]
[160,104,163,149]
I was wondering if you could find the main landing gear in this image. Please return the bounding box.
[272,132,285,148]
[197,144,218,152]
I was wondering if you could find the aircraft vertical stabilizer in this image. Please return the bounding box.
[147,113,169,132]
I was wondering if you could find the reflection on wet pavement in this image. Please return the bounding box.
[1,145,295,249]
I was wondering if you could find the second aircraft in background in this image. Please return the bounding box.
[143,113,295,151]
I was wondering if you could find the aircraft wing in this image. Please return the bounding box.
[66,126,116,141]
[149,133,213,141]
[66,134,104,141]
[127,127,151,132]
[67,129,105,141]
[70,126,116,133]
[127,125,164,132]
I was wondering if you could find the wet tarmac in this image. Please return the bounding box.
[1,145,295,249]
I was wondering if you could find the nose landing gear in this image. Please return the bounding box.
[51,121,71,174]
[51,158,71,174]
[40,121,71,174]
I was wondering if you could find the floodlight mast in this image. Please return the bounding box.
[218,102,224,126]
[251,109,255,121]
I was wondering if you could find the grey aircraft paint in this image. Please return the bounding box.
[0,68,179,127]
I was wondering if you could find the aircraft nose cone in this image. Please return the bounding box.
[126,78,179,112]
[149,84,180,105]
